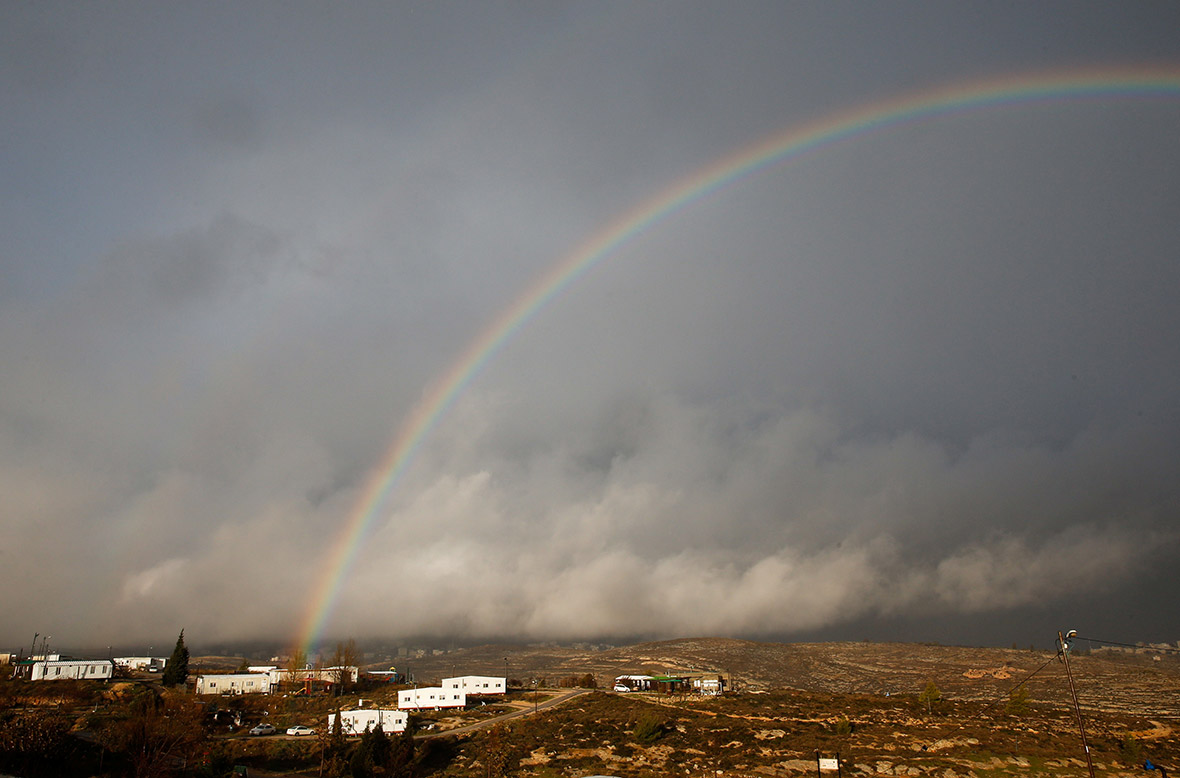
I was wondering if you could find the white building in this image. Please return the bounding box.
[613,674,655,692]
[31,658,113,681]
[268,666,359,686]
[195,673,272,695]
[329,708,408,735]
[689,674,725,695]
[114,656,167,672]
[398,686,466,710]
[441,675,506,696]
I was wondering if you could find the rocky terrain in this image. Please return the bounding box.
[7,638,1177,777]
[382,637,1180,777]
[398,636,1180,717]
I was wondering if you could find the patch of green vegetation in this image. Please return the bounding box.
[632,713,665,744]
[832,716,854,736]
[1118,732,1143,767]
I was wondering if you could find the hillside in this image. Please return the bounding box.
[392,637,1180,718]
[6,638,1179,777]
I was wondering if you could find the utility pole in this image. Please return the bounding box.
[1058,630,1096,778]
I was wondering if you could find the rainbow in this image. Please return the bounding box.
[296,65,1180,654]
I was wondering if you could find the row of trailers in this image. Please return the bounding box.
[328,676,507,735]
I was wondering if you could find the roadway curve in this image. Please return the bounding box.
[420,688,592,738]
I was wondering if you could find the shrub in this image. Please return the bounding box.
[0,710,79,776]
[1119,733,1143,767]
[633,714,665,744]
[1006,684,1030,716]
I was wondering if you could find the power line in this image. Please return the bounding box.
[954,651,1061,727]
[1077,635,1180,654]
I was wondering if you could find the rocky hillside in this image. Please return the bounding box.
[395,637,1180,718]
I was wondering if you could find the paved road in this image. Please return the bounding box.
[420,688,592,738]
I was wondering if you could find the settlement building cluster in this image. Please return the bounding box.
[191,671,507,735]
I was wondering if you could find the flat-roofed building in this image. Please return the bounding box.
[441,675,506,695]
[329,708,408,735]
[195,673,272,695]
[31,658,114,681]
[113,656,167,672]
[398,686,465,710]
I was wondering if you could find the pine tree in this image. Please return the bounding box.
[387,728,417,778]
[350,726,377,778]
[918,679,941,714]
[161,630,190,688]
[369,724,392,768]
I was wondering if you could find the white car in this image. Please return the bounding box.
[286,725,315,736]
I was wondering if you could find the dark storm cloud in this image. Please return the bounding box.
[2,1,1179,651]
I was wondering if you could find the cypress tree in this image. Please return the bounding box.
[161,630,190,687]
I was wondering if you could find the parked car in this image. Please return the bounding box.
[286,725,315,736]
[248,723,276,736]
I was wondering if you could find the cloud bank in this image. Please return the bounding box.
[3,2,1180,651]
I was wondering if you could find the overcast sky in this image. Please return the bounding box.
[4,2,1180,654]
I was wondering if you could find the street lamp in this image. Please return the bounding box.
[1059,630,1096,778]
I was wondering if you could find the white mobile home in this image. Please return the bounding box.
[195,673,272,695]
[398,686,466,710]
[114,656,167,672]
[31,659,113,681]
[329,709,408,735]
[268,666,359,686]
[441,675,506,695]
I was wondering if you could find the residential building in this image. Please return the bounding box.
[685,672,727,695]
[329,708,408,735]
[30,658,114,681]
[195,673,272,695]
[441,675,506,695]
[398,686,466,710]
[613,674,655,691]
[113,656,167,672]
[268,666,359,686]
